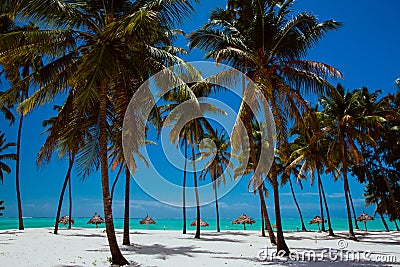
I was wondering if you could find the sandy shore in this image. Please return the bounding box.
[0,228,399,266]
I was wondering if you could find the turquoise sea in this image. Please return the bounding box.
[0,217,397,231]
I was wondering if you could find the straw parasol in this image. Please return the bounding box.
[232,214,255,230]
[357,211,374,231]
[58,215,74,227]
[308,216,326,231]
[87,212,105,228]
[140,214,156,230]
[190,218,209,227]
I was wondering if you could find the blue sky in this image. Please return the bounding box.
[0,0,399,220]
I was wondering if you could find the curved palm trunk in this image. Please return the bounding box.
[68,158,72,230]
[340,135,357,240]
[192,142,201,239]
[15,110,24,230]
[244,116,276,244]
[258,185,276,245]
[213,177,220,232]
[110,164,123,205]
[99,86,129,265]
[123,167,131,245]
[261,204,265,237]
[289,178,306,231]
[317,171,326,232]
[271,167,290,256]
[378,211,389,232]
[321,177,334,236]
[347,185,359,230]
[183,141,187,234]
[54,154,74,234]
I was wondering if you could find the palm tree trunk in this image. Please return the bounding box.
[374,150,400,218]
[258,185,276,245]
[317,171,326,232]
[271,167,289,256]
[261,203,265,237]
[99,85,129,265]
[183,140,187,234]
[122,167,130,245]
[54,154,74,234]
[68,156,72,230]
[15,109,24,230]
[245,121,276,245]
[192,142,201,239]
[213,176,220,232]
[289,178,306,231]
[378,211,389,232]
[320,177,334,236]
[347,185,359,229]
[340,135,357,240]
[110,164,123,205]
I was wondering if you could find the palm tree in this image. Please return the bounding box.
[160,89,198,235]
[235,118,276,245]
[37,100,94,234]
[356,87,400,218]
[0,1,42,230]
[288,110,335,236]
[320,84,377,240]
[276,144,307,232]
[190,0,342,254]
[0,0,198,263]
[161,80,224,238]
[199,130,232,232]
[0,131,16,184]
[165,99,223,238]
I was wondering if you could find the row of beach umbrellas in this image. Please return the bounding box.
[59,212,375,231]
[58,213,255,230]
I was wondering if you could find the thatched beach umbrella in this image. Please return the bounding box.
[308,216,326,231]
[232,214,255,230]
[140,214,156,230]
[58,215,74,227]
[357,212,374,231]
[190,218,209,227]
[87,212,105,228]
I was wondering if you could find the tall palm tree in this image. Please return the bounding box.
[38,99,95,234]
[190,0,342,254]
[199,130,232,232]
[0,0,198,263]
[0,1,42,230]
[160,89,198,235]
[320,84,376,240]
[161,80,223,238]
[167,111,220,239]
[234,118,276,245]
[276,144,307,232]
[288,110,335,236]
[0,131,16,184]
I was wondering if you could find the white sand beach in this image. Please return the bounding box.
[0,228,399,266]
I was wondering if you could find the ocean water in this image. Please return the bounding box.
[0,217,397,232]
